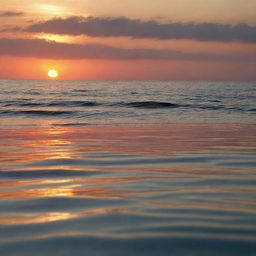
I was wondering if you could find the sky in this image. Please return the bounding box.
[0,0,256,80]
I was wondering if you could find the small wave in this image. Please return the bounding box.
[115,101,181,109]
[189,104,251,112]
[208,99,222,103]
[72,89,91,93]
[3,102,44,107]
[53,122,90,127]
[48,101,99,107]
[0,110,74,116]
[0,169,101,179]
[193,105,223,110]
[3,101,100,108]
[21,110,74,116]
[25,91,41,95]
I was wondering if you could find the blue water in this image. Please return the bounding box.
[0,80,256,256]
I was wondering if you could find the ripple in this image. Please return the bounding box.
[0,169,102,179]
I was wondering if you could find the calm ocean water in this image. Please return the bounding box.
[0,80,256,255]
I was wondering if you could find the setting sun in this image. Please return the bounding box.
[48,69,58,78]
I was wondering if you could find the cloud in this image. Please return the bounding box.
[0,38,255,62]
[0,11,23,17]
[25,16,256,43]
[0,25,21,32]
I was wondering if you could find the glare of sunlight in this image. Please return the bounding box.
[33,4,72,16]
[35,33,72,43]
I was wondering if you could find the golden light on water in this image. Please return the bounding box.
[48,69,58,78]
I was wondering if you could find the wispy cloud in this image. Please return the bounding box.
[0,38,255,62]
[0,11,23,17]
[0,25,21,32]
[25,16,256,43]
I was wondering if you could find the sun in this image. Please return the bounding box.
[48,69,58,78]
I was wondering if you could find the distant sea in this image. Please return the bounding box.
[0,80,256,256]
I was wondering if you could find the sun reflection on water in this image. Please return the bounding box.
[1,124,255,230]
[0,208,130,225]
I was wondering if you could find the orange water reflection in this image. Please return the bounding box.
[0,208,129,225]
[1,124,255,169]
[1,124,255,226]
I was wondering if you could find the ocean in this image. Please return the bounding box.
[0,80,256,256]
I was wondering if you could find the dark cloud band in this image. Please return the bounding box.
[0,11,23,17]
[25,16,256,43]
[0,38,255,62]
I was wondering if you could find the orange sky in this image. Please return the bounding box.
[0,0,256,81]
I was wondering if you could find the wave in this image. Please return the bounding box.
[3,100,179,109]
[72,89,91,93]
[3,101,99,108]
[22,155,225,169]
[112,101,243,111]
[53,122,91,127]
[0,169,101,179]
[47,101,99,107]
[0,110,74,116]
[1,99,255,117]
[114,101,182,109]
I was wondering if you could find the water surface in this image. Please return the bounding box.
[0,80,256,255]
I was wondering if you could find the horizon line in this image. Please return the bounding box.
[0,78,255,83]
